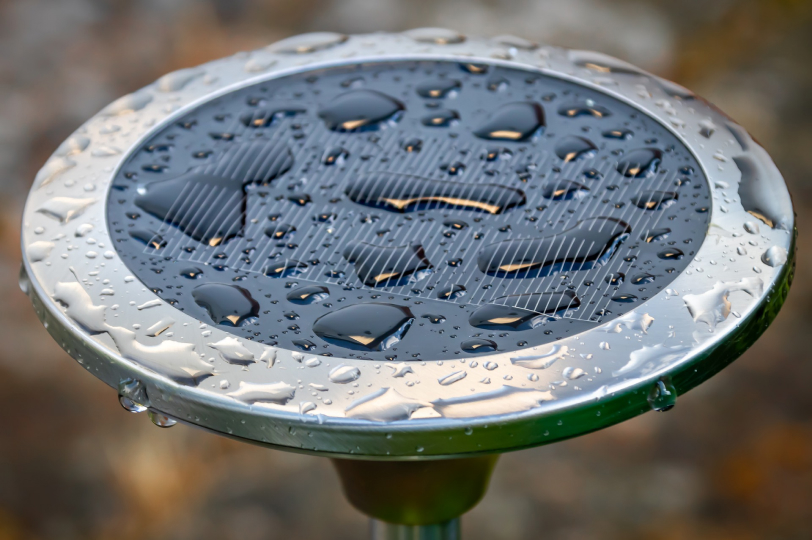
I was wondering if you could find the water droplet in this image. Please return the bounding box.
[421,110,460,127]
[416,79,461,99]
[403,27,465,45]
[267,32,348,54]
[208,336,256,365]
[329,364,361,383]
[510,344,568,369]
[542,179,590,200]
[129,229,167,250]
[432,386,553,418]
[181,267,204,279]
[156,67,202,92]
[192,283,259,327]
[102,91,153,116]
[318,90,404,132]
[35,157,76,188]
[641,228,671,242]
[265,223,296,240]
[563,367,586,380]
[118,378,149,413]
[657,248,684,260]
[313,303,414,351]
[554,136,596,162]
[617,148,662,178]
[27,241,55,263]
[477,217,630,277]
[558,101,611,118]
[37,197,95,223]
[647,377,677,411]
[345,387,429,422]
[761,246,787,267]
[346,174,526,215]
[287,285,330,304]
[683,277,763,328]
[148,410,177,428]
[262,260,308,278]
[631,190,678,210]
[403,138,423,152]
[603,128,633,140]
[323,147,349,166]
[227,381,296,404]
[744,221,760,234]
[422,314,446,324]
[439,370,467,386]
[473,102,545,141]
[343,242,433,287]
[469,291,580,330]
[461,339,497,354]
[437,284,466,300]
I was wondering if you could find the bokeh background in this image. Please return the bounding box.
[2,1,811,538]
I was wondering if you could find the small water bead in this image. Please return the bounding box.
[422,314,446,324]
[743,221,760,235]
[558,101,611,118]
[263,260,308,278]
[641,228,671,243]
[265,223,296,240]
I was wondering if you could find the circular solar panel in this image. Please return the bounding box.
[21,31,795,458]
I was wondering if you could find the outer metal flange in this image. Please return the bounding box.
[20,29,795,459]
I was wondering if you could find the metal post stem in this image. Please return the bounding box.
[370,518,460,540]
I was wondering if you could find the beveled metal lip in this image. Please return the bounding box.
[20,30,795,458]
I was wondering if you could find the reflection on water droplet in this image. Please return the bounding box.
[657,247,684,260]
[432,385,554,418]
[319,90,404,132]
[422,314,446,324]
[477,217,630,278]
[641,228,671,243]
[313,303,414,351]
[262,260,308,278]
[558,101,611,118]
[192,283,259,327]
[563,366,586,380]
[118,378,149,413]
[421,110,459,127]
[744,221,759,234]
[603,128,633,140]
[37,197,95,223]
[265,223,296,240]
[129,229,167,250]
[345,387,430,422]
[473,102,545,141]
[228,381,296,404]
[180,267,204,279]
[683,277,763,328]
[439,370,467,386]
[323,147,349,166]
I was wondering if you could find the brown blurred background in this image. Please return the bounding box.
[2,1,812,538]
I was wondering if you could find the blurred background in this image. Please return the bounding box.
[1,0,811,538]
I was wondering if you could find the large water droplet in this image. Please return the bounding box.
[461,339,497,354]
[227,381,296,404]
[267,32,348,54]
[761,246,788,267]
[343,242,433,287]
[287,285,330,304]
[473,102,545,141]
[192,283,259,326]
[648,377,677,411]
[148,410,177,428]
[469,291,580,330]
[477,217,630,277]
[346,174,526,214]
[313,303,414,351]
[542,179,590,200]
[329,364,361,384]
[631,190,678,210]
[345,388,429,422]
[318,90,404,132]
[617,148,662,178]
[416,79,461,99]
